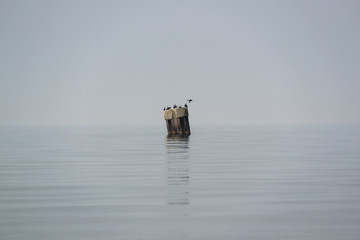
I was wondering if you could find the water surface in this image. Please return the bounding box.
[1,125,360,239]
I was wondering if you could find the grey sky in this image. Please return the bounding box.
[1,0,359,125]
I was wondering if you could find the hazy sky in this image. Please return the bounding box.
[1,0,359,125]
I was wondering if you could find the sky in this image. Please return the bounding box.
[0,0,359,125]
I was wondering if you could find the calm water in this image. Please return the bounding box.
[1,125,360,240]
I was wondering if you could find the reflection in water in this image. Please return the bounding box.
[165,136,190,205]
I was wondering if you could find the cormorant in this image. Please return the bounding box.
[173,104,177,108]
[184,103,188,108]
[187,99,193,103]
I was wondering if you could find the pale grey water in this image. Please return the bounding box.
[1,125,360,240]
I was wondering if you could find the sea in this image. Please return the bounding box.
[0,124,360,240]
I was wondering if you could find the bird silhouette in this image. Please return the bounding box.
[187,99,193,103]
[184,103,188,108]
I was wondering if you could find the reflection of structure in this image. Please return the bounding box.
[166,136,190,205]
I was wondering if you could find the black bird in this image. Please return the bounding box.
[187,99,193,103]
[173,104,177,108]
[184,103,188,108]
[163,107,165,111]
[166,106,171,110]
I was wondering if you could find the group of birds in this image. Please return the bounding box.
[163,99,192,111]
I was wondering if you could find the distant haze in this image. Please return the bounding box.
[1,0,359,125]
